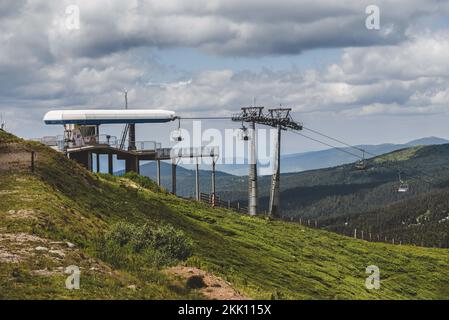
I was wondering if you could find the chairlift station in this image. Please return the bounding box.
[42,109,219,198]
[41,104,409,218]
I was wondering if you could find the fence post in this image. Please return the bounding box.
[354,228,357,239]
[31,151,35,173]
[227,200,231,209]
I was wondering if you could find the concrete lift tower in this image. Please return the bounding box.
[233,106,302,217]
[232,106,264,216]
[264,108,302,217]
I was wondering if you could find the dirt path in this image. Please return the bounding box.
[165,266,249,300]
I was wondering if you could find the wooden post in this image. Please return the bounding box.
[354,228,357,239]
[211,159,216,207]
[31,151,35,173]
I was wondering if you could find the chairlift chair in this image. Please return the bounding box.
[398,182,409,193]
[239,124,250,141]
[170,129,183,142]
[170,118,184,142]
[397,172,409,192]
[355,150,366,170]
[355,160,366,170]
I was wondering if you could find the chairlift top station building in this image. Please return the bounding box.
[43,108,177,173]
[43,109,176,125]
[42,108,220,200]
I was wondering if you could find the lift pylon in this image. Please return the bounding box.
[232,106,302,217]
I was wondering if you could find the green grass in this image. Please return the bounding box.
[373,146,423,163]
[1,132,449,299]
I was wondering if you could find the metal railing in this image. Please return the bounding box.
[32,135,164,153]
[171,146,219,159]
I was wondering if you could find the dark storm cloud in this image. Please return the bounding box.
[20,0,446,58]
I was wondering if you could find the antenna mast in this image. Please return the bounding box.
[126,90,136,151]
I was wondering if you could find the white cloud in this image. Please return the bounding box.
[134,31,449,117]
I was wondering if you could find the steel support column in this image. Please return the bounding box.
[268,124,281,217]
[248,121,258,215]
[171,162,177,195]
[96,153,100,173]
[156,159,161,186]
[195,158,200,201]
[108,153,113,175]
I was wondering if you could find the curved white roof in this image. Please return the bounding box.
[44,109,176,125]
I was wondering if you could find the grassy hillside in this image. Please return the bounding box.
[325,188,449,248]
[232,144,449,217]
[2,130,449,299]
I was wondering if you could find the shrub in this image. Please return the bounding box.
[105,221,139,246]
[98,222,194,269]
[123,172,165,193]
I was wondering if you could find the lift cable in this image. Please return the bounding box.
[286,128,445,186]
[178,116,447,185]
[302,126,366,154]
[304,126,449,178]
[287,129,367,160]
[300,126,449,182]
[178,116,233,120]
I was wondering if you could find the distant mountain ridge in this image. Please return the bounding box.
[215,136,449,175]
[113,136,449,197]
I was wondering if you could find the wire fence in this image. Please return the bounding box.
[277,214,448,248]
[198,192,248,214]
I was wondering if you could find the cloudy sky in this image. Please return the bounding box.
[2,0,449,154]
